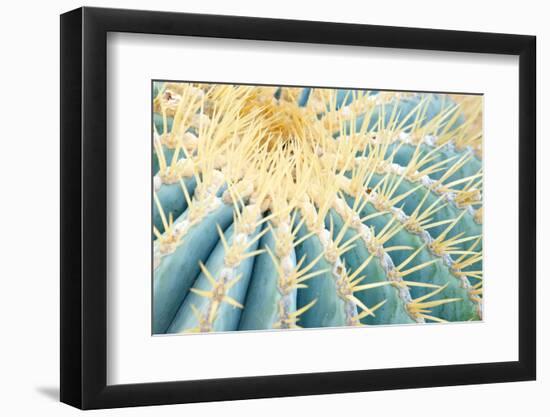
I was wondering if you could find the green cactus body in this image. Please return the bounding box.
[293,226,351,328]
[168,222,263,333]
[153,111,173,135]
[388,142,481,188]
[365,172,482,251]
[365,210,479,321]
[151,82,483,334]
[153,178,197,236]
[153,113,175,175]
[153,202,234,333]
[338,93,466,137]
[326,209,415,325]
[238,228,298,330]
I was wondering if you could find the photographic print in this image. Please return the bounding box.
[152,82,483,335]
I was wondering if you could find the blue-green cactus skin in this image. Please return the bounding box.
[388,143,481,188]
[298,87,312,107]
[153,81,164,99]
[153,178,197,237]
[334,89,367,110]
[153,113,175,174]
[338,94,466,137]
[369,94,465,131]
[340,169,481,253]
[153,204,234,333]
[238,229,298,331]
[366,173,482,252]
[152,85,482,334]
[358,205,479,321]
[293,222,351,328]
[168,223,263,333]
[153,112,173,136]
[326,210,415,325]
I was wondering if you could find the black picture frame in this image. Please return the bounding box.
[60,6,536,410]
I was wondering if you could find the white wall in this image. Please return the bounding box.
[0,0,545,415]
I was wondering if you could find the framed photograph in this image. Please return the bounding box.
[60,6,536,409]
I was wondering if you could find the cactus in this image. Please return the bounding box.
[152,82,483,334]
